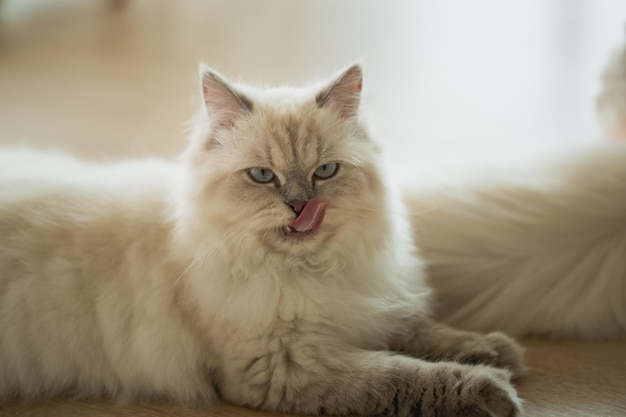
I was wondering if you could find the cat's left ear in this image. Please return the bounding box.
[316,64,363,120]
[200,64,252,131]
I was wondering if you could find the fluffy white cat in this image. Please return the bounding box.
[0,66,525,416]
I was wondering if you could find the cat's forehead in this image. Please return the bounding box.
[237,101,347,170]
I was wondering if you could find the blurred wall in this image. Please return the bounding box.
[0,0,625,178]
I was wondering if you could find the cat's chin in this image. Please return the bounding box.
[282,225,317,241]
[258,226,327,253]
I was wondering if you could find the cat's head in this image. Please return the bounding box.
[175,65,392,266]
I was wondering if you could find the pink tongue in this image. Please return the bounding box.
[289,198,327,232]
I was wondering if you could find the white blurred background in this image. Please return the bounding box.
[0,0,625,180]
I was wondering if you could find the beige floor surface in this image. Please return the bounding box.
[1,1,625,416]
[2,339,625,417]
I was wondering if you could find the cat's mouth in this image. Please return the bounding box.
[283,198,327,239]
[282,225,315,239]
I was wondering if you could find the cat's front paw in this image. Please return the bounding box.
[425,364,522,417]
[456,365,522,417]
[454,332,526,378]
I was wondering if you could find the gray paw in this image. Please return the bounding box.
[454,332,526,378]
[423,364,522,417]
[458,366,522,417]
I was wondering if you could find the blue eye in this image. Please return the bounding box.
[248,168,275,184]
[314,162,338,179]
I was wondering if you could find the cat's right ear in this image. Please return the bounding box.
[200,64,252,132]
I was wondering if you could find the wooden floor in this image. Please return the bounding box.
[2,339,625,417]
[1,1,625,416]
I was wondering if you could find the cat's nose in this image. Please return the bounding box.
[286,200,306,215]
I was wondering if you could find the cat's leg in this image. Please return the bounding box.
[218,344,522,417]
[389,316,526,377]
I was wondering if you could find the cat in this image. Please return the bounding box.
[406,43,626,340]
[0,65,525,416]
[406,142,626,339]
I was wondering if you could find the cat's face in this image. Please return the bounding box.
[179,65,389,259]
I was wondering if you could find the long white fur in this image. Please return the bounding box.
[0,70,431,405]
[1,49,625,412]
[406,143,626,339]
[0,150,216,403]
[403,41,626,340]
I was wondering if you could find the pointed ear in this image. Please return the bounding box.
[316,64,363,120]
[200,65,252,130]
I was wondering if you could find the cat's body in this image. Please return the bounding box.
[408,41,626,340]
[406,143,626,339]
[0,151,209,403]
[0,67,525,416]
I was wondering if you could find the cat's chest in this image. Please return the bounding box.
[183,248,406,363]
[191,263,380,339]
[206,277,382,371]
[202,269,392,393]
[207,272,339,325]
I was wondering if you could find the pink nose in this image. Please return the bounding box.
[287,201,306,215]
